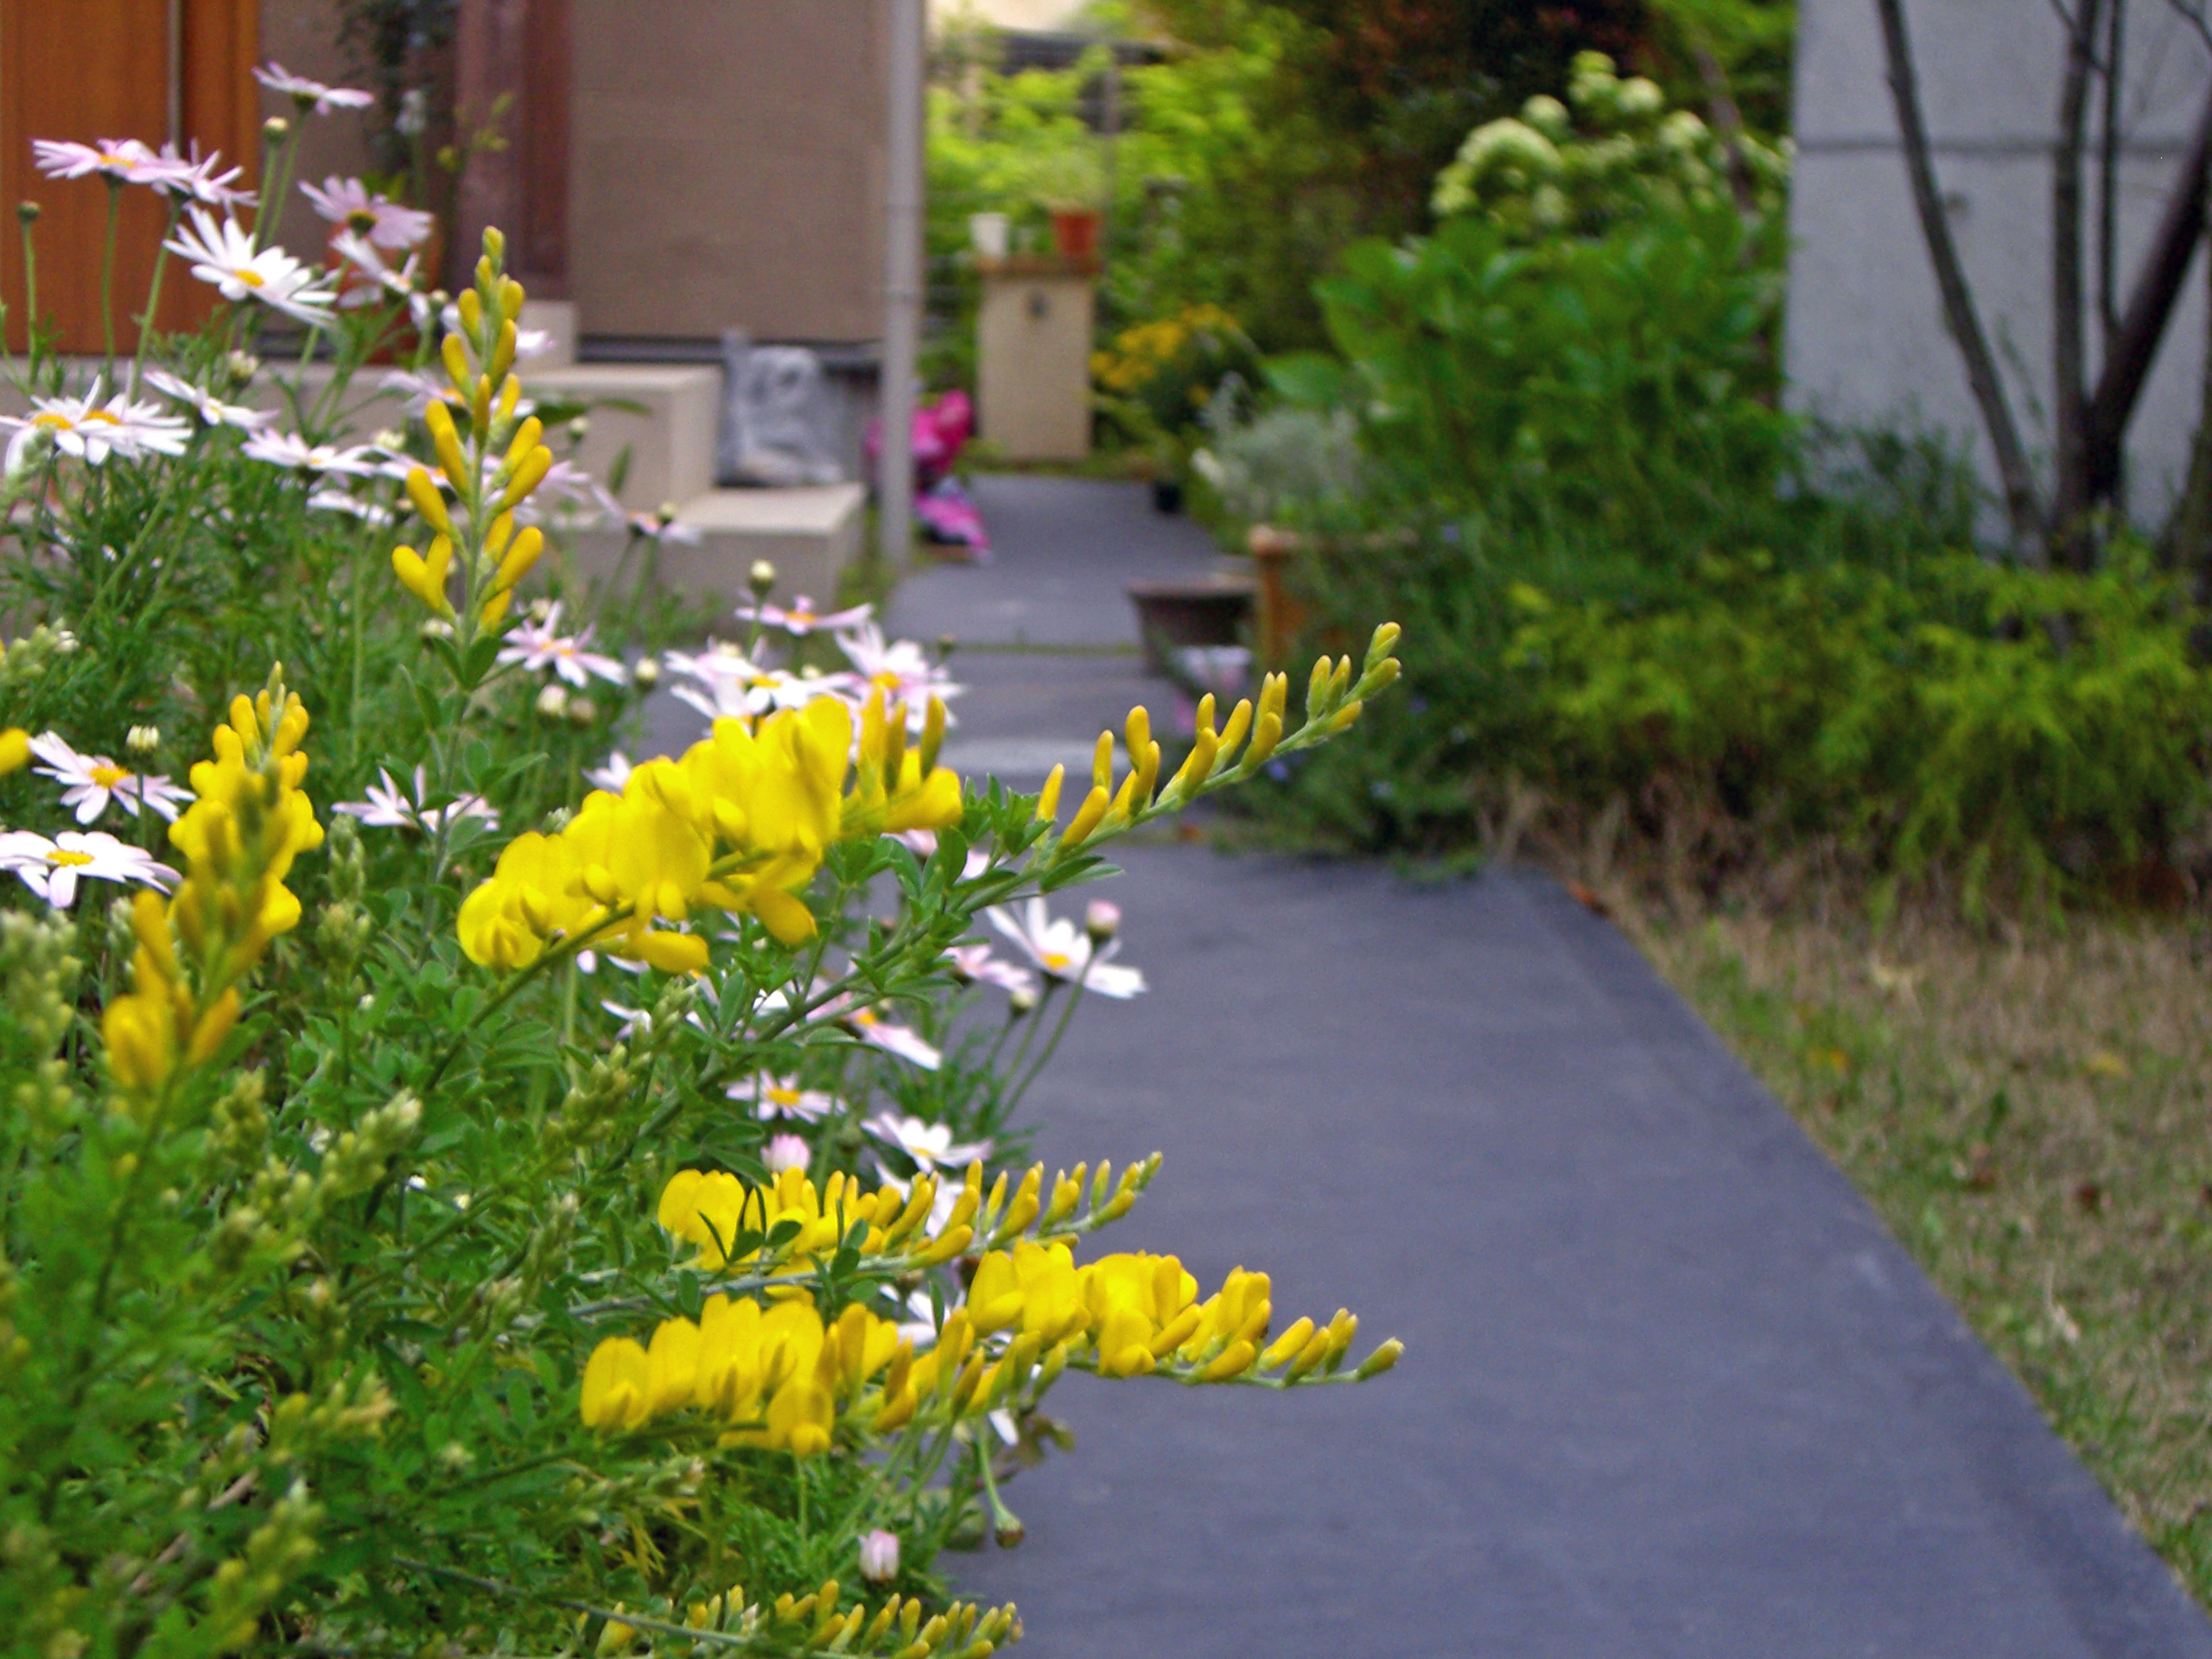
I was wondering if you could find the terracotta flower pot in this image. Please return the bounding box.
[1050,207,1102,263]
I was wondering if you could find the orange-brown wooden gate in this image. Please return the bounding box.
[0,0,259,353]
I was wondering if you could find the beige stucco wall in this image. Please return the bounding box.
[257,0,377,268]
[571,0,888,344]
[254,1,887,345]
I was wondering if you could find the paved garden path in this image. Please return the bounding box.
[662,476,2212,1657]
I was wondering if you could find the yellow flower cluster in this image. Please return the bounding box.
[581,1159,1401,1448]
[669,1578,1019,1659]
[657,1166,967,1274]
[390,232,551,630]
[458,691,961,969]
[105,679,324,1096]
[1090,303,1243,397]
[580,1294,906,1456]
[1033,626,1399,862]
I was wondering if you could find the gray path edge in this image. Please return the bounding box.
[1517,872,2212,1656]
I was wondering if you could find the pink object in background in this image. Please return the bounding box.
[867,391,989,556]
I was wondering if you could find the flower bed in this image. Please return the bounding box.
[0,79,1403,1654]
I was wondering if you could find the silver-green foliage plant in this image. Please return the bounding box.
[0,80,1406,1657]
[1430,50,1789,241]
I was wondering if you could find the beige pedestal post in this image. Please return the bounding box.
[976,256,1096,461]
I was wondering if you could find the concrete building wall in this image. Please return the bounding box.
[569,0,888,344]
[1786,0,2211,524]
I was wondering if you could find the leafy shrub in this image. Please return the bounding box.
[1274,200,1788,563]
[1512,549,2212,906]
[0,120,1408,1651]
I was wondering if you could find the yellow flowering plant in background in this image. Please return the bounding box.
[0,204,1403,1656]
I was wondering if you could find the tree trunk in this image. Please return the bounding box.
[2157,162,2212,609]
[2051,0,2107,568]
[1872,0,2049,554]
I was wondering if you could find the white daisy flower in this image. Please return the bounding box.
[32,137,170,186]
[943,941,1033,995]
[28,732,188,823]
[164,208,337,327]
[986,898,1147,999]
[664,644,848,721]
[302,175,433,250]
[495,603,628,689]
[307,487,392,526]
[762,1133,812,1174]
[735,594,873,636]
[861,1111,987,1173]
[842,1006,942,1070]
[151,141,255,209]
[332,765,498,834]
[0,830,177,909]
[835,620,962,732]
[584,751,634,794]
[896,830,993,881]
[242,429,378,476]
[378,367,461,418]
[0,379,189,470]
[142,369,272,430]
[727,1073,837,1123]
[252,61,375,115]
[329,232,425,321]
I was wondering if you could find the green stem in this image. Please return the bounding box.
[99,179,122,381]
[19,213,39,366]
[129,200,181,400]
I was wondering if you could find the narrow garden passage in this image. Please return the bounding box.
[670,478,2212,1658]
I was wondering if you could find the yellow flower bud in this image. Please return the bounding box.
[404,466,453,534]
[457,287,482,337]
[1034,764,1065,824]
[1195,1339,1255,1382]
[0,728,27,775]
[1059,785,1109,849]
[489,317,518,385]
[442,330,470,395]
[1353,1338,1404,1380]
[499,443,553,510]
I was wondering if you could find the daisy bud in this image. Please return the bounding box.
[263,117,289,141]
[226,351,259,386]
[567,416,589,444]
[763,1133,810,1174]
[51,627,78,654]
[631,657,660,690]
[857,1529,900,1584]
[419,618,454,641]
[566,696,598,727]
[125,725,159,757]
[1084,900,1120,943]
[15,201,38,225]
[748,560,777,598]
[535,684,569,720]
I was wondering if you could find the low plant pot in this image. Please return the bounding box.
[1050,207,1102,263]
[1126,575,1257,674]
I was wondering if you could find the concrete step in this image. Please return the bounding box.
[569,483,867,618]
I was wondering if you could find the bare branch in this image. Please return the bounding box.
[2083,85,2212,494]
[1873,0,2048,549]
[2052,0,2109,560]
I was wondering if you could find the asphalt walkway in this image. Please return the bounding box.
[664,474,2212,1656]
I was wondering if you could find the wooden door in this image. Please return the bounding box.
[0,0,259,354]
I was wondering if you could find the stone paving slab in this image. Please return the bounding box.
[886,474,1224,649]
[946,844,2212,1659]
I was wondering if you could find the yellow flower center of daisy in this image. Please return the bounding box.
[31,412,72,430]
[46,849,93,868]
[768,1084,801,1107]
[347,208,378,232]
[1042,951,1073,973]
[83,410,120,426]
[90,765,128,788]
[235,269,265,289]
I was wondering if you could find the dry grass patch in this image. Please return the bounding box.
[1620,893,2212,1602]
